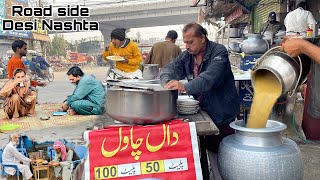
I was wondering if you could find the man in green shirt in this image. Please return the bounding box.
[61,66,106,115]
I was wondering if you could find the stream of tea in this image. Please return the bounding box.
[247,70,282,128]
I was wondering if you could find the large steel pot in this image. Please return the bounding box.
[121,79,160,84]
[240,33,269,54]
[106,84,178,124]
[218,120,303,180]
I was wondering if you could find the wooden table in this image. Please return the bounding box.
[32,164,50,180]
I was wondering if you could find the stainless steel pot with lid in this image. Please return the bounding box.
[105,83,178,124]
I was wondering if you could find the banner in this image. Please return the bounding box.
[84,121,202,180]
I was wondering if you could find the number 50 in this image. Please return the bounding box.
[146,162,160,173]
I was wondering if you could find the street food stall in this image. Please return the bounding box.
[82,81,219,179]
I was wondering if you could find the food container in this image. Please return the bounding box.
[106,84,178,124]
[219,120,303,180]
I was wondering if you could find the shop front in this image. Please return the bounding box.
[0,31,32,63]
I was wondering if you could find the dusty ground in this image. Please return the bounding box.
[0,66,111,145]
[283,102,320,180]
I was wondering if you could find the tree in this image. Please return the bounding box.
[66,41,76,52]
[48,34,67,56]
[78,41,101,54]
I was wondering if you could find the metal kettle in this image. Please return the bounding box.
[240,33,269,54]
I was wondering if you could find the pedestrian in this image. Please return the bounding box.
[160,22,240,179]
[145,30,182,68]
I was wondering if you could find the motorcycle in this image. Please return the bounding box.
[31,66,54,82]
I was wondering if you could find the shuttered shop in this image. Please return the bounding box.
[253,0,280,33]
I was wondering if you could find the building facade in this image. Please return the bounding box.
[0,0,50,62]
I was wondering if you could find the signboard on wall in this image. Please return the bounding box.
[5,30,31,38]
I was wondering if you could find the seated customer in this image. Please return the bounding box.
[49,141,79,180]
[61,66,106,115]
[0,68,37,121]
[2,134,35,180]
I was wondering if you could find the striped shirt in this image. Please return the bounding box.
[284,7,316,33]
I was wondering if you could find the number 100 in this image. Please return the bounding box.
[95,166,117,179]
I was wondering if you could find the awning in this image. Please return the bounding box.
[204,0,261,21]
[32,33,51,42]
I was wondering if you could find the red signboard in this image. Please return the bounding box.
[84,121,202,180]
